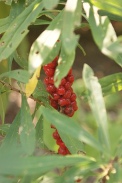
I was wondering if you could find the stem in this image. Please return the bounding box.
[0,80,44,106]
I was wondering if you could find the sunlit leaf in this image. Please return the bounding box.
[54,47,75,87]
[0,0,43,61]
[83,3,122,67]
[62,0,81,54]
[29,11,62,74]
[82,64,110,154]
[85,0,122,19]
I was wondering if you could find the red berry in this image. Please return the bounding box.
[58,147,67,155]
[68,69,72,76]
[66,99,70,105]
[64,90,72,98]
[67,110,75,117]
[61,78,66,85]
[64,82,71,90]
[45,68,55,77]
[64,106,73,115]
[58,98,67,106]
[70,93,76,101]
[47,59,57,68]
[44,77,49,85]
[46,84,56,93]
[50,99,58,109]
[67,75,74,84]
[71,101,78,111]
[52,93,60,100]
[43,65,49,71]
[57,86,65,95]
[48,77,54,84]
[53,130,60,140]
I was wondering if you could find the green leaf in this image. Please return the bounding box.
[29,11,62,74]
[13,50,28,69]
[98,10,122,21]
[107,36,122,54]
[35,114,45,148]
[59,131,85,154]
[87,0,122,19]
[0,69,30,83]
[20,95,36,155]
[82,64,110,153]
[99,73,122,96]
[0,0,44,61]
[54,47,75,87]
[42,0,59,10]
[62,0,81,54]
[43,118,58,152]
[83,3,122,67]
[0,124,10,135]
[1,110,21,149]
[0,153,95,176]
[33,19,51,25]
[41,106,103,153]
[0,0,24,34]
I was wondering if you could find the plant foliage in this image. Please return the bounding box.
[0,0,122,182]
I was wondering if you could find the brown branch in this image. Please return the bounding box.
[0,80,44,105]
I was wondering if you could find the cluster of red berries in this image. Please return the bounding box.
[43,56,78,155]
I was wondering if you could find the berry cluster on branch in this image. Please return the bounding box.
[43,56,78,155]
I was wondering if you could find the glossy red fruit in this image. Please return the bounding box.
[53,130,60,140]
[68,68,72,76]
[61,78,67,85]
[71,101,78,111]
[52,93,60,100]
[64,82,71,90]
[58,146,67,155]
[67,75,74,84]
[46,84,56,93]
[47,59,57,68]
[57,86,65,95]
[70,93,77,101]
[45,68,55,77]
[50,99,58,109]
[58,98,67,106]
[63,90,72,99]
[64,106,73,115]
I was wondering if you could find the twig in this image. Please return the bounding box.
[0,80,44,105]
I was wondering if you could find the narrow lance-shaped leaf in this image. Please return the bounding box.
[41,106,103,153]
[59,131,85,154]
[86,0,122,18]
[42,0,59,10]
[0,154,95,176]
[62,0,81,54]
[20,95,36,155]
[0,0,44,61]
[99,72,122,96]
[1,110,21,149]
[54,47,75,87]
[0,69,30,83]
[29,11,63,74]
[82,64,110,154]
[83,3,122,67]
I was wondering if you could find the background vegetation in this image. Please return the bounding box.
[0,0,122,182]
